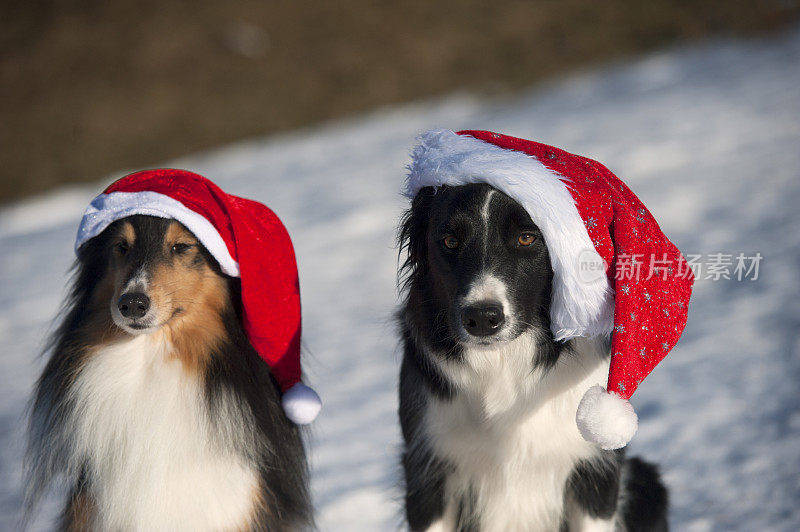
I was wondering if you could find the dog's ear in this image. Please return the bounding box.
[398,186,439,291]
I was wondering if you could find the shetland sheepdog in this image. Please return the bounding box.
[396,184,668,531]
[24,215,312,531]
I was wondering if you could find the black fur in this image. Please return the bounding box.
[396,185,669,531]
[566,452,624,520]
[24,216,312,531]
[202,295,312,531]
[398,352,450,530]
[619,458,669,532]
[398,184,564,367]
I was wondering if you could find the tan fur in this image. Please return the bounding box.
[87,220,231,374]
[240,480,271,532]
[47,219,263,531]
[63,491,96,531]
[152,222,229,373]
[120,221,136,247]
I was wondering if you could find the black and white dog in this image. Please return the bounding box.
[397,183,668,531]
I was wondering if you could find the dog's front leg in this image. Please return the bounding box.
[562,454,622,532]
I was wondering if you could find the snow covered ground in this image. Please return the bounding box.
[2,24,800,531]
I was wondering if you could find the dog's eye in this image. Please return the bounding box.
[171,243,193,254]
[442,235,459,249]
[115,242,129,255]
[518,233,536,246]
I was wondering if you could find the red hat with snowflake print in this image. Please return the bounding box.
[75,169,321,425]
[406,129,693,449]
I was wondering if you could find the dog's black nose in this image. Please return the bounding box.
[461,304,505,337]
[118,293,150,319]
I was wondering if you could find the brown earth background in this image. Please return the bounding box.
[2,0,798,204]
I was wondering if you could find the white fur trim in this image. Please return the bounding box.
[75,191,240,277]
[406,129,613,340]
[575,385,638,450]
[282,382,321,425]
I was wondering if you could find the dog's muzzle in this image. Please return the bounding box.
[461,302,505,337]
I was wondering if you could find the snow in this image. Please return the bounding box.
[3,25,800,531]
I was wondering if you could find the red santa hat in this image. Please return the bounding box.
[75,169,321,425]
[406,129,693,449]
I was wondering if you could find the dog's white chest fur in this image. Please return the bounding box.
[69,335,258,531]
[426,337,610,532]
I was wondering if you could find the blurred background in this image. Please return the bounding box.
[2,0,798,203]
[3,1,800,531]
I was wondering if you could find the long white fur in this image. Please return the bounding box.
[567,514,618,532]
[65,334,259,531]
[406,129,614,341]
[424,335,613,531]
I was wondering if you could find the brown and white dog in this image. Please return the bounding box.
[24,215,312,531]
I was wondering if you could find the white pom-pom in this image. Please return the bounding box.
[282,382,321,425]
[576,385,638,450]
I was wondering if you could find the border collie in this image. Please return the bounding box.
[24,215,312,531]
[397,184,668,531]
